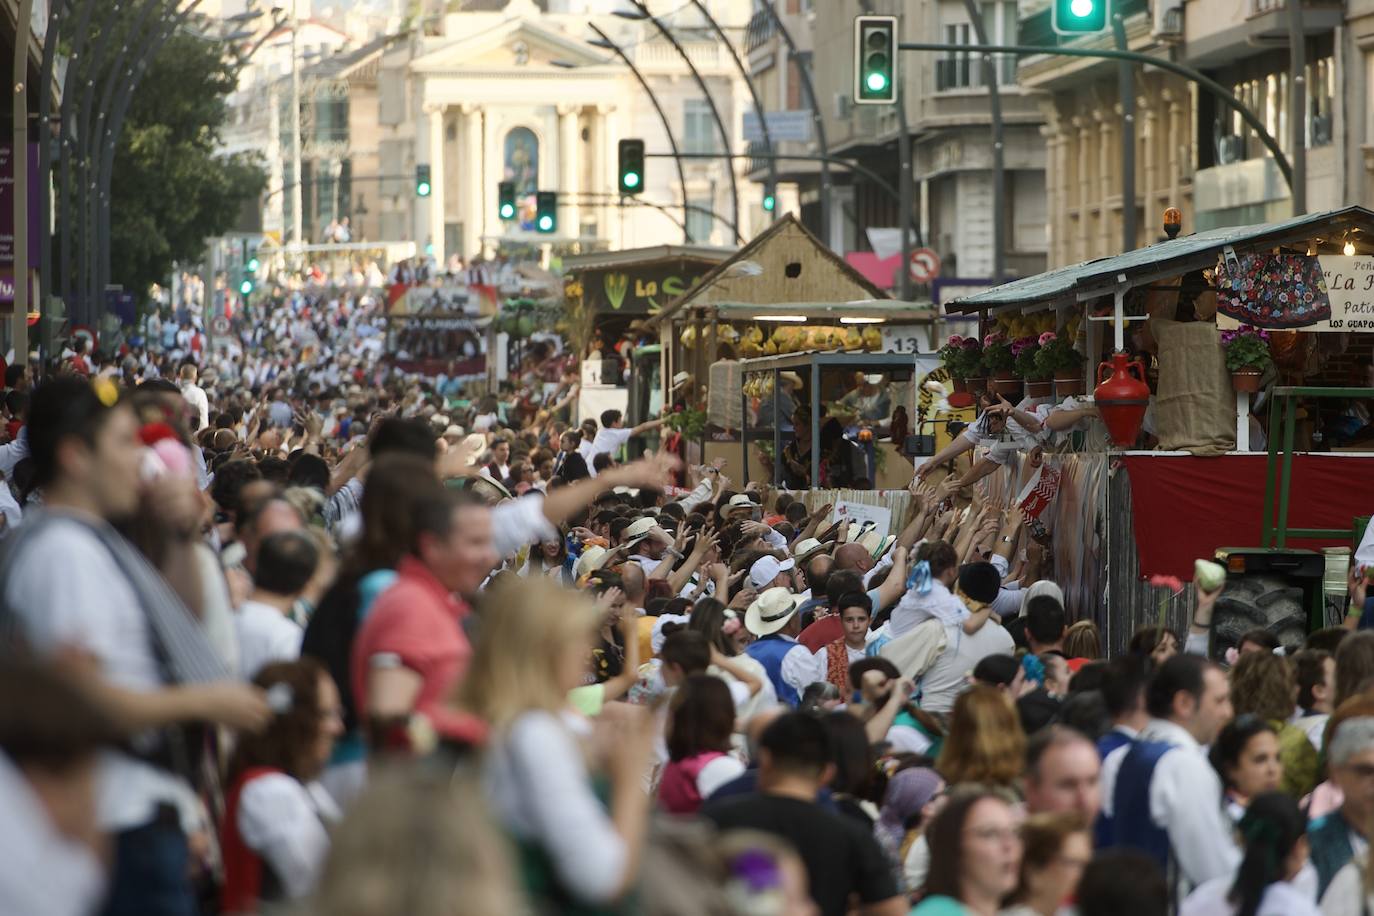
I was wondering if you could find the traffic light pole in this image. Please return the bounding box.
[572,191,733,239]
[1111,14,1137,252]
[897,40,1295,191]
[758,1,832,244]
[623,2,741,245]
[688,0,778,223]
[960,0,1006,284]
[587,24,691,243]
[645,151,920,245]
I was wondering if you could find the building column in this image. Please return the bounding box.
[1097,111,1112,260]
[559,104,581,241]
[427,107,446,265]
[1141,86,1156,216]
[597,102,619,249]
[462,104,485,259]
[1164,90,1182,213]
[1074,116,1091,264]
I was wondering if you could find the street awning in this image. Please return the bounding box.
[943,205,1374,315]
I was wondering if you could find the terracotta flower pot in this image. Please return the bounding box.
[965,376,988,395]
[1053,368,1085,397]
[1025,379,1053,399]
[992,370,1023,397]
[1231,369,1262,393]
[952,377,969,394]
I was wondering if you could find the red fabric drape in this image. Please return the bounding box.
[1121,454,1374,580]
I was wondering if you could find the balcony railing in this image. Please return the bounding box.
[1249,0,1283,13]
[934,55,1018,90]
[745,10,777,53]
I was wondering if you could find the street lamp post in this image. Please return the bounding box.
[291,0,304,263]
[585,25,693,243]
[13,0,34,362]
[687,0,778,223]
[617,2,741,244]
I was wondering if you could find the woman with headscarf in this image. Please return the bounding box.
[874,766,944,892]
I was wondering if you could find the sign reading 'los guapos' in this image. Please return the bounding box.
[1215,255,1374,332]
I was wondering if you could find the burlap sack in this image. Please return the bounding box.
[1151,318,1235,456]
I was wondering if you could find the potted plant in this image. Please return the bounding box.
[937,335,985,392]
[1034,330,1085,397]
[1012,336,1052,398]
[1221,325,1272,393]
[982,332,1020,397]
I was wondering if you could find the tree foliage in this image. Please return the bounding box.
[109,32,266,296]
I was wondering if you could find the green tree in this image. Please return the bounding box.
[109,31,266,297]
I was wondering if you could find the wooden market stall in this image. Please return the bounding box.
[562,244,734,425]
[941,205,1374,654]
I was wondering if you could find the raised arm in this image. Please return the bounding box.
[629,416,667,437]
[914,435,975,480]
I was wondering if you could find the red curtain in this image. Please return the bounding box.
[1121,454,1374,580]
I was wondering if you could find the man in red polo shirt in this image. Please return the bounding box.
[352,484,497,750]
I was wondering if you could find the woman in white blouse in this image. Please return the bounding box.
[454,576,656,911]
[220,659,345,915]
[1180,792,1319,916]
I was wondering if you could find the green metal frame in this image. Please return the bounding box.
[1262,385,1374,547]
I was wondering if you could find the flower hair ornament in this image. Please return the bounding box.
[265,682,295,715]
[722,609,742,637]
[722,847,786,916]
[906,560,933,596]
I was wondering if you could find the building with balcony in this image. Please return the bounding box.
[1020,0,1374,267]
[745,0,1047,295]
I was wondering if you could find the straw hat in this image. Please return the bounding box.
[719,492,760,520]
[745,587,802,637]
[671,371,693,391]
[623,516,672,549]
[794,537,827,563]
[576,546,610,579]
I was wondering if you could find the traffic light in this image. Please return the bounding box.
[854,15,897,104]
[238,269,254,296]
[618,139,645,195]
[498,181,516,220]
[762,183,777,213]
[535,191,556,233]
[1053,0,1107,35]
[416,164,432,197]
[246,255,260,273]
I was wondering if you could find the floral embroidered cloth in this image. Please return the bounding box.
[1213,252,1331,328]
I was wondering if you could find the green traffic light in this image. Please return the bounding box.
[865,71,888,93]
[417,181,432,197]
[239,279,253,295]
[763,195,776,212]
[1070,0,1094,15]
[500,203,515,219]
[624,171,640,189]
[247,257,260,273]
[538,215,553,231]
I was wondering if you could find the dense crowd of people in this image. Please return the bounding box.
[4,276,1374,916]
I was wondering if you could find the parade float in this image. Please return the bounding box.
[940,205,1374,655]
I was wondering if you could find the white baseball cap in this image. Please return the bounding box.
[749,555,796,590]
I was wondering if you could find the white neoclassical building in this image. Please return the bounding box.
[219,0,761,259]
[393,0,757,262]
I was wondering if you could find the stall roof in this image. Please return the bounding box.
[560,244,736,273]
[654,215,890,323]
[712,299,937,321]
[944,205,1374,315]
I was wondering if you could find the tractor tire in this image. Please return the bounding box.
[1210,574,1308,660]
